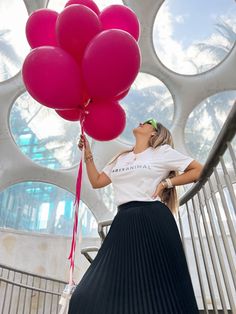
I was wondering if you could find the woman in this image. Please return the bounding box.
[69,118,203,314]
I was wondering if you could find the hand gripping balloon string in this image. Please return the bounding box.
[67,99,91,286]
[79,98,90,150]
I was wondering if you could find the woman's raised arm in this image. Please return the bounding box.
[78,134,111,189]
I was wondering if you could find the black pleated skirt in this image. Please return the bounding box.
[68,200,199,314]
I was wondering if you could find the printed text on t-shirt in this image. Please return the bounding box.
[112,164,152,173]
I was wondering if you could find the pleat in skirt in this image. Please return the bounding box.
[68,200,199,314]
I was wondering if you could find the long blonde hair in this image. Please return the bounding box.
[109,122,179,215]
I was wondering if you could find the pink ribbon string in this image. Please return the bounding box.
[68,102,89,285]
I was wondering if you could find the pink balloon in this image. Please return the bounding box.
[84,100,126,141]
[82,29,141,99]
[22,46,85,110]
[114,87,130,101]
[100,5,140,41]
[56,5,101,60]
[26,9,58,48]
[55,107,82,121]
[65,0,100,15]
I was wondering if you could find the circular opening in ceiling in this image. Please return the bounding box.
[118,72,174,145]
[185,90,236,163]
[0,181,98,237]
[153,0,236,75]
[9,92,89,170]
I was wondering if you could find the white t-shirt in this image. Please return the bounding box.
[102,144,194,207]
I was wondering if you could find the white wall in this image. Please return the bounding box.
[0,228,101,283]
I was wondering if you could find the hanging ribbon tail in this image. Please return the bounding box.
[66,101,90,300]
[74,159,83,206]
[67,105,88,286]
[68,148,83,285]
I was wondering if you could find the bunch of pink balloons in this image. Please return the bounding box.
[22,0,141,141]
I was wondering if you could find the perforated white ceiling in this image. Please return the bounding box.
[0,0,235,221]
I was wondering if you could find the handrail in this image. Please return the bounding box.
[98,219,113,241]
[180,100,236,205]
[0,263,66,284]
[0,264,65,314]
[0,277,62,296]
[176,100,236,313]
[81,247,99,263]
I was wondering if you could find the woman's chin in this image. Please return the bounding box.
[133,127,142,134]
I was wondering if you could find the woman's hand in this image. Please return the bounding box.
[77,134,90,152]
[151,182,166,201]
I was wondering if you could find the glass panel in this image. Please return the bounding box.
[48,0,123,12]
[119,72,174,145]
[0,0,29,82]
[153,0,236,74]
[0,181,98,237]
[10,92,87,169]
[185,91,236,164]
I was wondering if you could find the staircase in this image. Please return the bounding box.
[1,103,236,313]
[0,264,66,313]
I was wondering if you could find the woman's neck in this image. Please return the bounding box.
[132,141,150,154]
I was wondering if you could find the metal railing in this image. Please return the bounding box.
[177,102,236,313]
[0,264,66,314]
[82,102,236,313]
[80,219,113,262]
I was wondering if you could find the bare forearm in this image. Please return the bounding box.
[170,169,201,186]
[84,150,100,187]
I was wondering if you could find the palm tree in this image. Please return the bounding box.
[11,98,81,169]
[196,19,236,61]
[185,19,236,163]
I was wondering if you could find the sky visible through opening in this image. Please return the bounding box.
[153,0,236,74]
[0,0,235,154]
[0,0,235,79]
